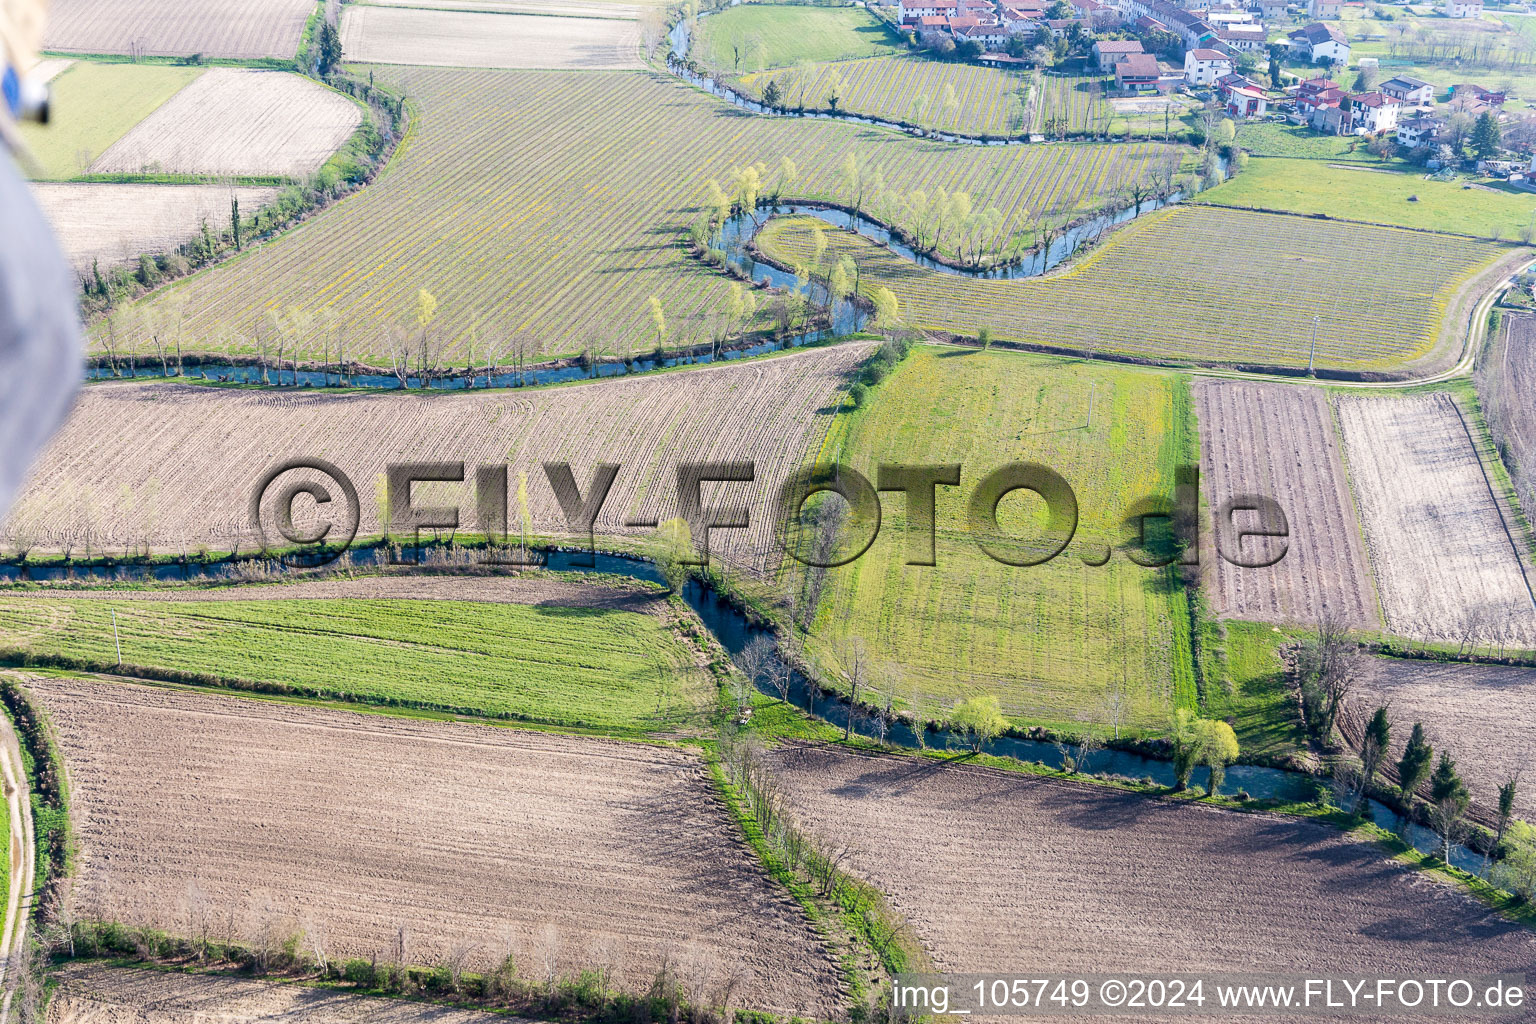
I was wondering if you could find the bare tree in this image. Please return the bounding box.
[838,637,869,741]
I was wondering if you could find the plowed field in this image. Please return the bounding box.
[339,7,643,69]
[43,0,316,59]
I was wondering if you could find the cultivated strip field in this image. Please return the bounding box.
[91,70,363,179]
[111,68,1185,363]
[1351,657,1536,820]
[339,7,643,70]
[43,0,316,59]
[754,209,1510,373]
[805,348,1190,730]
[693,5,901,70]
[9,344,865,570]
[768,744,1536,987]
[1195,380,1378,629]
[1481,312,1536,514]
[48,963,513,1024]
[367,0,649,14]
[17,62,204,180]
[0,588,706,729]
[33,679,842,1017]
[30,183,280,274]
[1337,393,1536,646]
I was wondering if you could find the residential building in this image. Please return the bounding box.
[1216,23,1268,49]
[955,22,1011,46]
[1000,7,1043,31]
[898,0,959,18]
[1349,91,1400,134]
[1184,46,1235,84]
[1395,115,1445,148]
[1310,104,1349,133]
[1308,0,1340,16]
[1288,21,1348,63]
[1445,0,1484,17]
[1114,52,1163,90]
[1379,75,1434,109]
[1223,79,1269,116]
[1258,0,1288,18]
[1093,38,1145,68]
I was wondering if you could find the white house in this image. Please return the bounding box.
[1445,0,1484,17]
[1288,22,1349,64]
[1349,91,1401,134]
[1216,24,1269,50]
[898,0,958,19]
[1395,115,1445,148]
[1184,47,1235,85]
[1379,75,1434,109]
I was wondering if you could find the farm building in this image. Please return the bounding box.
[1114,52,1163,91]
[1185,47,1235,85]
[1444,0,1483,17]
[1092,38,1144,69]
[1289,22,1349,64]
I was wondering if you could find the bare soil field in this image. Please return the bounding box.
[768,744,1536,1004]
[1195,380,1378,629]
[90,70,363,179]
[367,0,649,17]
[1351,657,1536,819]
[7,344,865,572]
[34,678,842,1017]
[339,7,643,69]
[48,963,520,1023]
[1480,312,1536,516]
[9,574,665,614]
[30,183,279,274]
[43,0,316,59]
[1338,393,1536,646]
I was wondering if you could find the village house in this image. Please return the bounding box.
[1445,0,1484,17]
[1184,47,1235,85]
[1216,24,1268,49]
[1379,75,1434,109]
[999,7,1043,31]
[1114,51,1163,90]
[1217,73,1269,116]
[1092,37,1145,69]
[1257,0,1289,18]
[898,0,959,19]
[1120,0,1221,48]
[1289,21,1349,64]
[954,22,1011,46]
[1349,91,1401,134]
[1395,115,1445,149]
[1310,104,1350,133]
[1307,0,1340,17]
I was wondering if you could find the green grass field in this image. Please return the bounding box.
[1200,620,1304,759]
[0,596,711,732]
[113,67,1185,365]
[693,4,902,71]
[796,346,1196,734]
[737,59,1196,138]
[754,206,1507,372]
[18,62,203,180]
[1201,157,1536,238]
[1233,122,1380,162]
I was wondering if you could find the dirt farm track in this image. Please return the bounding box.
[767,744,1536,1020]
[32,678,843,1017]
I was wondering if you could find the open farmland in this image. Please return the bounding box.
[30,183,280,274]
[1351,657,1536,820]
[1337,393,1536,646]
[109,68,1185,364]
[693,4,900,70]
[1195,380,1378,629]
[0,582,709,729]
[737,62,1191,138]
[42,0,316,59]
[767,744,1536,988]
[754,208,1513,373]
[31,678,842,1017]
[339,7,643,69]
[1480,312,1536,515]
[7,344,865,569]
[801,347,1194,732]
[1201,158,1536,238]
[90,69,363,179]
[17,62,204,180]
[49,963,512,1024]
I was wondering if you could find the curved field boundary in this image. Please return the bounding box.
[32,677,845,1018]
[755,207,1510,375]
[0,714,34,1024]
[107,68,1184,365]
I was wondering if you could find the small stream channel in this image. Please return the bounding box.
[0,547,1486,873]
